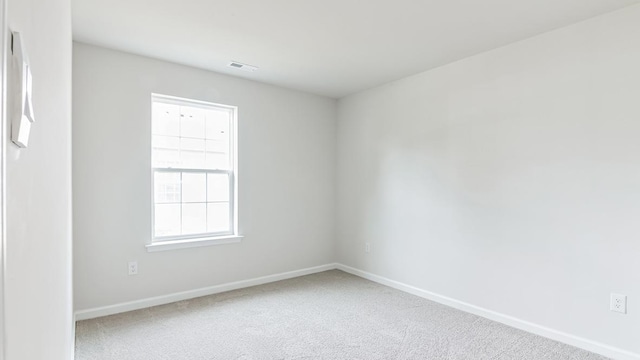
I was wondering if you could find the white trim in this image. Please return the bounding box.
[151,93,236,112]
[0,1,6,358]
[335,264,640,360]
[74,263,337,321]
[70,312,76,360]
[145,234,243,252]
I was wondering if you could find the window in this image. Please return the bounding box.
[150,94,238,247]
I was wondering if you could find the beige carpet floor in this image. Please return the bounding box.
[75,270,608,360]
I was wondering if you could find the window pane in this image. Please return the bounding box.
[180,106,206,139]
[207,173,229,202]
[206,140,229,170]
[182,203,206,235]
[152,102,180,136]
[152,97,235,240]
[205,153,229,170]
[182,173,206,203]
[152,135,180,167]
[155,204,181,237]
[206,139,228,153]
[180,138,205,169]
[154,172,181,203]
[207,202,230,233]
[206,109,230,141]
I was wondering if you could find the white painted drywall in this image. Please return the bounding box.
[337,4,640,355]
[4,0,73,358]
[72,43,336,311]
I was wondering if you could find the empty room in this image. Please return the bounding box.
[1,0,639,359]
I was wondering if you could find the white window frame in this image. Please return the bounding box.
[147,94,240,252]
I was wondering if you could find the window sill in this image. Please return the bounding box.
[146,235,243,252]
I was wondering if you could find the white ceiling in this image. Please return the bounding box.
[73,0,639,98]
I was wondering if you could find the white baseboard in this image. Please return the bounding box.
[74,262,639,360]
[336,264,640,360]
[74,263,338,321]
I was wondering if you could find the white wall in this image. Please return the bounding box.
[4,0,73,358]
[73,43,336,311]
[337,4,640,356]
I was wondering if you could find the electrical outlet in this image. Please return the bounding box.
[128,261,138,276]
[365,242,371,253]
[610,293,627,314]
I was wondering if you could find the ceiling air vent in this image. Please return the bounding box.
[227,61,258,72]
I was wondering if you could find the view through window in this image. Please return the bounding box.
[151,94,237,241]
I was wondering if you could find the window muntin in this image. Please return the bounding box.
[151,95,237,241]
